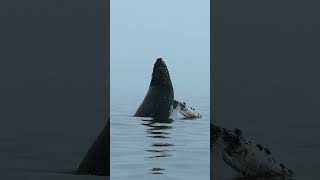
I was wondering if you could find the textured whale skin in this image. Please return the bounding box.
[134,58,174,120]
[211,124,293,179]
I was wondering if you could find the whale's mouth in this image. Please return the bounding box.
[150,58,172,87]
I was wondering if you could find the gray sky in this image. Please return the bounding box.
[111,0,210,101]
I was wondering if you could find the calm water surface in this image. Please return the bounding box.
[111,89,210,180]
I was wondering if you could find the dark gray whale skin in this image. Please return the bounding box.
[77,119,109,176]
[134,58,174,120]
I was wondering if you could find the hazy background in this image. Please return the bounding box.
[111,0,210,102]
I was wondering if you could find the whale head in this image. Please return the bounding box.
[134,58,174,120]
[150,58,173,88]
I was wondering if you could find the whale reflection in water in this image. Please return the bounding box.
[141,118,175,175]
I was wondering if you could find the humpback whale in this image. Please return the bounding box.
[134,58,174,120]
[134,58,201,120]
[77,119,109,176]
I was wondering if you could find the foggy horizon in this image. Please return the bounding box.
[111,0,210,102]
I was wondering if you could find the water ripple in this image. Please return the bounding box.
[141,118,175,175]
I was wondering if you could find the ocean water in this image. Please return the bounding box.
[111,88,210,180]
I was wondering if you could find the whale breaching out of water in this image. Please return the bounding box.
[136,58,293,178]
[134,58,201,120]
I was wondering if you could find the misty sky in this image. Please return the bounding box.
[111,0,210,101]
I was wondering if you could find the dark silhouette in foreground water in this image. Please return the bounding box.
[77,120,109,176]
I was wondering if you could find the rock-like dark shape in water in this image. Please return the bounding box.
[134,58,174,120]
[77,120,109,176]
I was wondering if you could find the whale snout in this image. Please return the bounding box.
[151,58,172,87]
[154,58,167,72]
[156,57,165,64]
